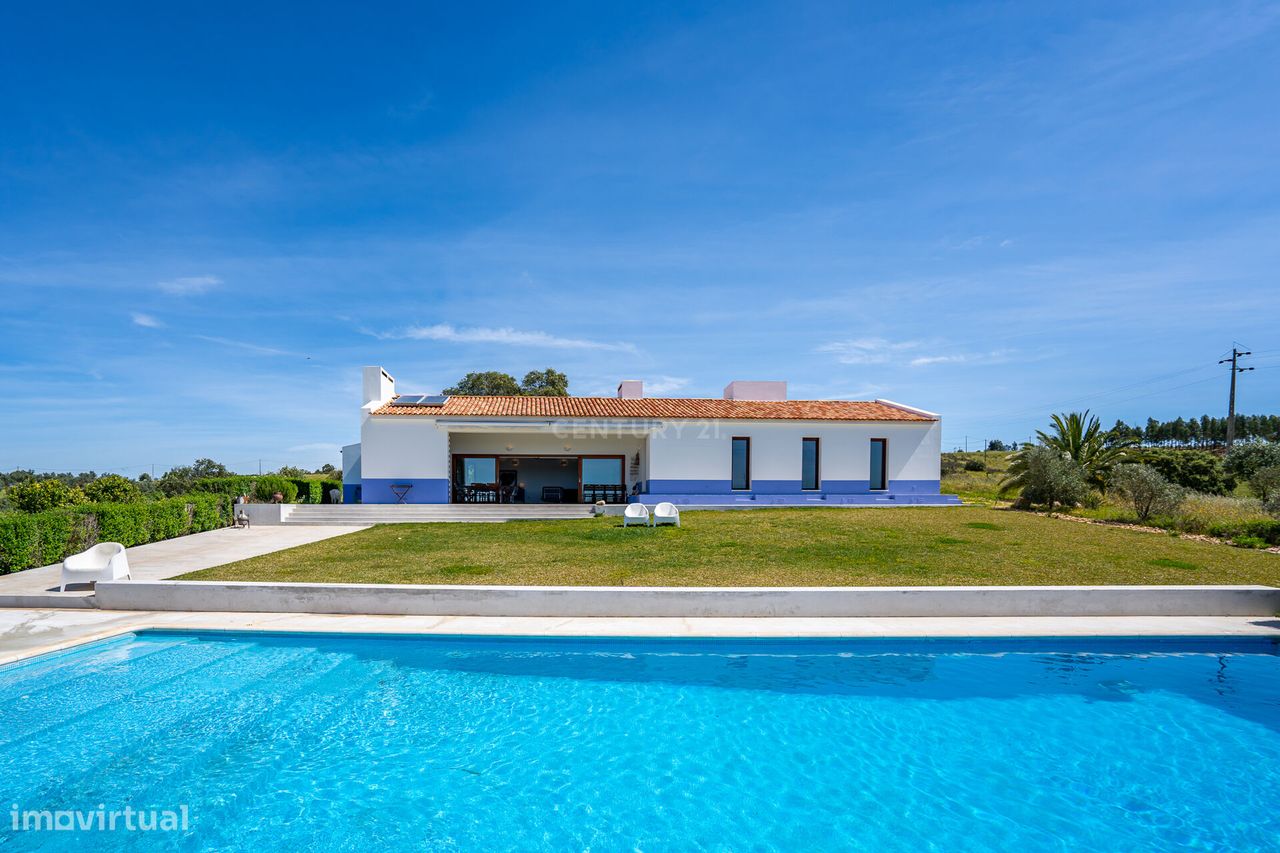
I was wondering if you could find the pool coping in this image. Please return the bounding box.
[92,581,1280,618]
[3,609,1279,668]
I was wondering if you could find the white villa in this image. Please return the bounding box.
[342,366,958,507]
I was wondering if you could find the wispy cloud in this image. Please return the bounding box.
[131,312,162,328]
[287,442,342,454]
[194,335,299,357]
[818,338,1012,368]
[907,350,1012,368]
[383,324,637,353]
[158,275,222,296]
[815,338,921,365]
[641,376,690,395]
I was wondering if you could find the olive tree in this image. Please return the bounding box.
[1000,445,1088,514]
[1109,464,1184,522]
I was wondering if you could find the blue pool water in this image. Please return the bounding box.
[2,632,1279,851]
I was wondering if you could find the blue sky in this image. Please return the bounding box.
[2,0,1278,473]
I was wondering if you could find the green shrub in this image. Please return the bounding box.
[1006,446,1088,513]
[0,494,230,574]
[1143,450,1230,496]
[252,476,297,503]
[1233,536,1268,549]
[1206,518,1280,547]
[84,474,141,504]
[1248,465,1280,504]
[292,479,323,504]
[963,459,986,472]
[1109,465,1184,522]
[192,476,258,498]
[320,479,342,503]
[1223,442,1280,481]
[8,479,87,512]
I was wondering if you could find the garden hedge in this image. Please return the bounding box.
[0,494,230,574]
[192,476,343,504]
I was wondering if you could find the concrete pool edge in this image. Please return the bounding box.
[92,581,1280,618]
[4,609,1280,668]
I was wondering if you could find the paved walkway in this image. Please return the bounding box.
[0,526,366,606]
[2,609,1277,666]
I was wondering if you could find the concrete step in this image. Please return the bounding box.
[281,505,595,524]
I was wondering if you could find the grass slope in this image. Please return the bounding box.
[181,507,1279,587]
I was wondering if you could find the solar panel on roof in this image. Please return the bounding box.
[392,394,448,407]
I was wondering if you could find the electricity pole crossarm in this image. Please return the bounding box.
[1218,348,1254,448]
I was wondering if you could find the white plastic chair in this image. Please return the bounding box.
[653,502,681,527]
[623,503,651,527]
[61,542,131,591]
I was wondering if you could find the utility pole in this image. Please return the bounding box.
[1218,347,1254,449]
[258,459,263,475]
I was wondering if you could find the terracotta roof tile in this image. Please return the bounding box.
[372,396,933,421]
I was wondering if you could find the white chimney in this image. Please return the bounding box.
[362,366,396,407]
[723,380,787,401]
[617,380,644,399]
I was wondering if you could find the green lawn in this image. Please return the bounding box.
[180,507,1279,587]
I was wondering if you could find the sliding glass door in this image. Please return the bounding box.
[453,455,498,502]
[580,456,625,503]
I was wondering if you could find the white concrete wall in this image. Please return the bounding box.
[341,442,361,482]
[646,420,941,484]
[360,417,450,479]
[361,366,395,408]
[95,581,1280,618]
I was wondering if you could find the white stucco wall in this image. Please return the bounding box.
[646,419,941,485]
[341,442,361,482]
[360,417,450,479]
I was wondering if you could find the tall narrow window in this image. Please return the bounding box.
[801,438,820,490]
[731,437,751,490]
[869,439,887,491]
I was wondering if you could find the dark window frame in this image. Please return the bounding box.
[869,438,888,491]
[801,437,820,490]
[731,436,751,491]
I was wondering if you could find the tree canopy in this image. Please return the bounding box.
[1108,414,1280,447]
[443,368,569,396]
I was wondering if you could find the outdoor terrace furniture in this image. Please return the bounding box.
[653,502,681,527]
[583,483,626,504]
[389,483,413,504]
[623,503,651,527]
[60,542,131,592]
[541,486,563,503]
[459,485,498,503]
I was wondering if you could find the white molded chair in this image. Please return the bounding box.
[623,503,651,527]
[61,542,131,591]
[653,502,681,527]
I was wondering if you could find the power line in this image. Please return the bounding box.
[982,361,1219,423]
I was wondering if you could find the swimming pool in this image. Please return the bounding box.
[2,631,1278,851]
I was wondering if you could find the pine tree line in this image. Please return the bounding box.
[1106,414,1280,448]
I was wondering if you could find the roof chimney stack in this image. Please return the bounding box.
[617,380,644,399]
[723,380,787,401]
[362,366,396,407]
